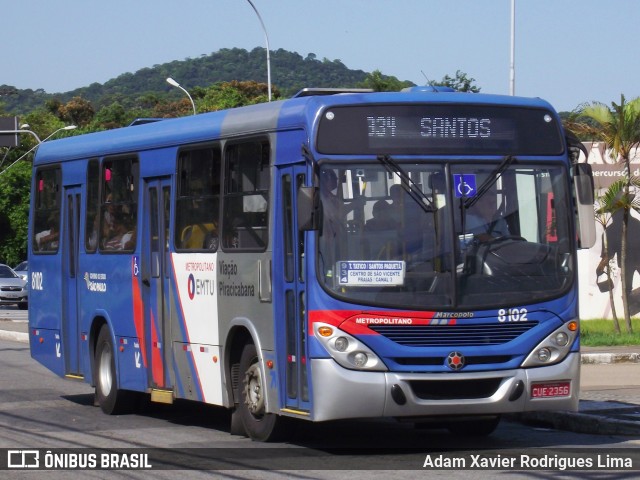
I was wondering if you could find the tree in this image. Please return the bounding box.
[432,70,481,93]
[0,110,75,264]
[152,98,194,118]
[47,96,95,127]
[0,161,30,265]
[571,95,640,333]
[595,182,623,333]
[91,102,128,129]
[196,81,278,112]
[58,96,95,127]
[360,70,413,92]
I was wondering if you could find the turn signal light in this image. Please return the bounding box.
[317,326,333,337]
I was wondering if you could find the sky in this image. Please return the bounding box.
[2,0,639,112]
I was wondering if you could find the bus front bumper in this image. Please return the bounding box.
[309,352,580,422]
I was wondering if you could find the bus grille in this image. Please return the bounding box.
[409,378,504,400]
[369,322,537,346]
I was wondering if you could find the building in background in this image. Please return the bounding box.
[578,143,640,319]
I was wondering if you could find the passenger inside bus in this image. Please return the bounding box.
[180,222,218,250]
[389,183,432,256]
[364,199,400,259]
[103,215,136,250]
[364,200,398,232]
[35,214,59,251]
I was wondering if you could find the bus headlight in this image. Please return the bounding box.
[353,352,368,368]
[521,321,579,368]
[554,332,569,347]
[334,336,349,352]
[537,348,551,362]
[313,322,387,371]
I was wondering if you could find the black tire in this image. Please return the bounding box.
[237,343,285,441]
[447,416,501,436]
[18,303,28,310]
[94,326,133,415]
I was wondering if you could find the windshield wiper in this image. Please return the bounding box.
[463,155,516,209]
[377,154,435,213]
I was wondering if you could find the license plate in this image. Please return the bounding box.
[531,382,571,398]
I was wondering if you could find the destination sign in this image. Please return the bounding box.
[317,104,564,156]
[337,260,405,287]
[367,116,491,139]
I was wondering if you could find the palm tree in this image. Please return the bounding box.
[571,95,640,333]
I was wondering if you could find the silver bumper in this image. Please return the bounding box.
[310,353,580,422]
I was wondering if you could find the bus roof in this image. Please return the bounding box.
[33,90,558,165]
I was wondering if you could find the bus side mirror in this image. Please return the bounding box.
[297,186,319,231]
[574,163,596,249]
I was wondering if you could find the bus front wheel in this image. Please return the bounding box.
[237,343,285,441]
[94,326,132,415]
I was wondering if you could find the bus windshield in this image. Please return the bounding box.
[317,160,574,309]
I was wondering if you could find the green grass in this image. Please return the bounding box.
[580,318,640,346]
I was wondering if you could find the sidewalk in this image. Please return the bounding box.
[0,318,28,343]
[519,345,640,436]
[2,319,639,436]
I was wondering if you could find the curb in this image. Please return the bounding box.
[581,352,640,364]
[0,329,28,344]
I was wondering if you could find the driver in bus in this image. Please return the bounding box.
[465,185,510,242]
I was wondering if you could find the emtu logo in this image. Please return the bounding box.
[187,274,196,300]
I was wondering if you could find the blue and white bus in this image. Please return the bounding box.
[28,87,595,441]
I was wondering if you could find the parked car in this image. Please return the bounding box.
[13,261,28,281]
[0,264,28,310]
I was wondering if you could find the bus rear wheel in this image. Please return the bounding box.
[94,326,133,415]
[237,343,285,442]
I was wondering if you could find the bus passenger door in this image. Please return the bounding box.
[62,186,82,375]
[276,165,310,412]
[141,177,173,394]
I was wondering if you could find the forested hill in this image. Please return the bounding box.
[1,47,414,114]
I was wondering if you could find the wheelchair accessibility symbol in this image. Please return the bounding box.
[132,256,140,277]
[453,174,477,198]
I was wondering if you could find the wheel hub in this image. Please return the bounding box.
[243,363,265,416]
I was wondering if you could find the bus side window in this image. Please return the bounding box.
[85,159,100,252]
[99,157,139,253]
[174,145,221,251]
[222,140,270,250]
[32,167,62,253]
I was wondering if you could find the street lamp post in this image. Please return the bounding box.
[0,125,76,177]
[246,0,272,102]
[39,125,77,143]
[510,0,516,96]
[0,128,42,144]
[166,77,197,115]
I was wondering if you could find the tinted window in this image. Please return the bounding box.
[175,146,221,251]
[222,140,270,251]
[99,157,138,252]
[33,168,61,253]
